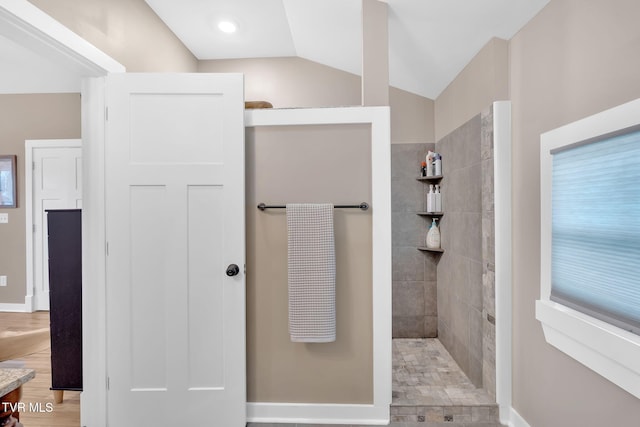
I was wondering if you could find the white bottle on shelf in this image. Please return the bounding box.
[435,185,442,212]
[426,151,435,176]
[426,218,441,249]
[427,184,435,213]
[434,154,442,176]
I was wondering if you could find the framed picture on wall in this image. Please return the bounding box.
[0,155,17,208]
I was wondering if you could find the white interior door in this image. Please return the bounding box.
[29,141,82,311]
[105,73,246,426]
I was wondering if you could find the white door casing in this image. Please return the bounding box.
[104,73,246,426]
[25,140,82,311]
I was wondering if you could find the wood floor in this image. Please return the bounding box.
[0,312,80,427]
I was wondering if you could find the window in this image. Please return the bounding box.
[550,127,640,335]
[537,98,640,399]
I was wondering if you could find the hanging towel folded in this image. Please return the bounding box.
[286,203,336,343]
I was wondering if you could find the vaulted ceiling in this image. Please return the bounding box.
[145,0,550,99]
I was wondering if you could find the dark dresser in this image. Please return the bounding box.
[46,209,83,403]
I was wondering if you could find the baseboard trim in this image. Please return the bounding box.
[0,303,30,312]
[247,402,389,425]
[509,407,532,427]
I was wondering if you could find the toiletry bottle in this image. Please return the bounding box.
[426,151,435,177]
[426,218,441,249]
[434,154,442,176]
[421,161,427,177]
[427,184,435,212]
[435,185,442,212]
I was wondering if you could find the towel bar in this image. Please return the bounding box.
[257,202,369,211]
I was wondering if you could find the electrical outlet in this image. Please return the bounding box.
[0,276,6,287]
[0,213,8,223]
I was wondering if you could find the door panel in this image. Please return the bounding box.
[187,185,225,389]
[105,73,245,426]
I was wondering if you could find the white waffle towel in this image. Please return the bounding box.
[286,203,336,343]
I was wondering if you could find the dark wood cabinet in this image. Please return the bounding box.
[46,209,83,399]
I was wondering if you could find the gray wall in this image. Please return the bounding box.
[435,38,509,142]
[391,143,437,338]
[509,0,640,425]
[435,113,491,388]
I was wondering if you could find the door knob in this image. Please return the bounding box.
[226,264,240,277]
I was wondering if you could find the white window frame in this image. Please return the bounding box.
[537,97,640,399]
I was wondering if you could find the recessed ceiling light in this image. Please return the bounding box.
[218,20,237,34]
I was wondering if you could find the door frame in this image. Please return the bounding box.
[0,1,124,425]
[25,139,82,312]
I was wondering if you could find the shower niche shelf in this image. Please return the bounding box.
[417,246,444,253]
[417,211,443,218]
[417,174,444,253]
[416,175,443,182]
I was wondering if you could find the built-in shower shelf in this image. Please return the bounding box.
[416,175,443,182]
[417,246,444,253]
[416,211,444,217]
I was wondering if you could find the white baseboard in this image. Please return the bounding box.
[247,402,388,425]
[509,407,532,427]
[0,303,30,312]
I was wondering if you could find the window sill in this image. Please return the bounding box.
[536,299,640,399]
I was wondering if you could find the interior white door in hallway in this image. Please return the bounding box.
[27,140,82,311]
[105,73,246,426]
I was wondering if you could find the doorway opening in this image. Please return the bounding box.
[390,102,512,425]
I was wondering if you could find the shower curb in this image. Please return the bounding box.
[390,403,499,424]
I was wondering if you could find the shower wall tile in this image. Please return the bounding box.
[393,281,426,316]
[436,110,494,391]
[469,308,484,357]
[462,163,482,213]
[393,212,426,247]
[392,246,425,282]
[481,159,494,210]
[481,106,494,161]
[469,259,483,312]
[482,211,495,265]
[391,177,424,213]
[393,315,425,337]
[424,315,438,337]
[391,143,438,338]
[481,105,497,398]
[438,115,481,172]
[465,213,483,261]
[424,280,437,315]
[469,354,483,388]
[423,252,438,282]
[391,143,432,180]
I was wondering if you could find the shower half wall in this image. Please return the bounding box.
[436,106,496,396]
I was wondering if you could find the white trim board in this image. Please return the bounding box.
[81,77,108,427]
[0,302,30,312]
[0,0,124,76]
[24,139,82,313]
[245,106,392,425]
[508,408,532,427]
[247,402,388,425]
[493,101,513,425]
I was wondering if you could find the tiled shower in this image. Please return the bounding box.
[391,105,498,410]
